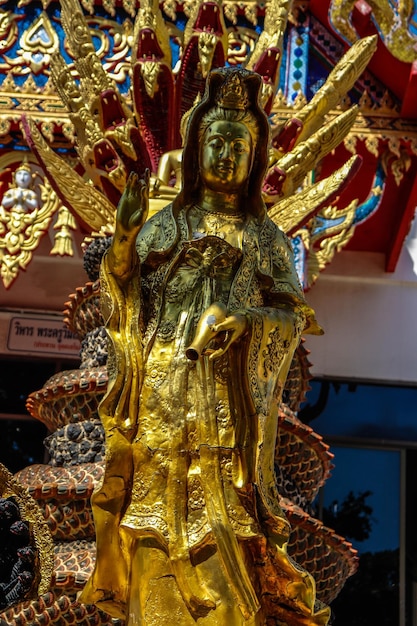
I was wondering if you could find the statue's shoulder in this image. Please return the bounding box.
[147,202,175,225]
[139,203,174,237]
[137,203,178,262]
[256,214,290,248]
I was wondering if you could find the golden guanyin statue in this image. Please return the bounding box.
[79,67,328,626]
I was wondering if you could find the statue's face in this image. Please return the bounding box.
[200,120,252,194]
[15,168,31,188]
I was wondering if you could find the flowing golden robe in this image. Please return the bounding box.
[81,202,329,626]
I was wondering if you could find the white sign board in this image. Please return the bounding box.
[6,316,80,358]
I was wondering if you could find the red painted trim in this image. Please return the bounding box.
[401,61,417,119]
[309,0,414,108]
[309,0,331,26]
[352,0,373,27]
[386,173,417,271]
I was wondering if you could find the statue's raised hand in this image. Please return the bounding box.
[109,170,150,281]
[116,170,150,238]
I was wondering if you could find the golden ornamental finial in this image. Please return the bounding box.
[216,71,249,110]
[16,156,32,173]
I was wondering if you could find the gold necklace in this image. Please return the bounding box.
[193,204,245,220]
[190,206,244,239]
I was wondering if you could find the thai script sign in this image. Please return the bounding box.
[7,316,80,357]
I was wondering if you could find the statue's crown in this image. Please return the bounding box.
[216,72,249,110]
[16,163,31,172]
[16,157,31,173]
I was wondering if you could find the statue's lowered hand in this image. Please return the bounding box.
[209,312,248,360]
[186,304,248,361]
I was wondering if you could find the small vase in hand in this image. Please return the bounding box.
[185,302,227,361]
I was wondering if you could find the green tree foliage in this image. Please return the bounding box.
[330,550,399,625]
[322,490,374,542]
